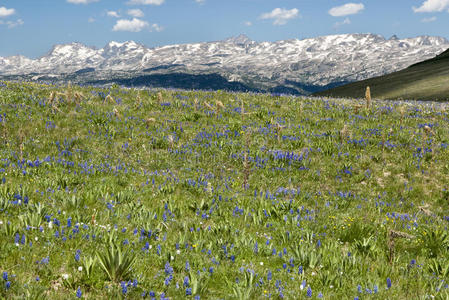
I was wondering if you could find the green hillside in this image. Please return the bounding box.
[314,48,449,101]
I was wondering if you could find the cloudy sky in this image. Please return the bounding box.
[1,0,449,57]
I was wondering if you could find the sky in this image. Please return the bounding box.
[1,0,449,58]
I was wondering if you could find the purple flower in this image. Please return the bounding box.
[165,262,173,275]
[2,272,7,281]
[121,281,128,294]
[386,277,392,289]
[186,288,192,296]
[306,286,312,298]
[75,250,81,262]
[5,281,11,289]
[76,287,82,298]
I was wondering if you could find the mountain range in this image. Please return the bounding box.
[1,34,448,95]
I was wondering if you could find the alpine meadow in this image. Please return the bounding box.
[1,81,449,299]
[2,0,449,299]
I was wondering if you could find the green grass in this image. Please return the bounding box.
[314,48,449,101]
[1,80,449,299]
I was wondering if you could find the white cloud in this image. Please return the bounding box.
[150,23,163,32]
[107,11,120,18]
[195,0,206,4]
[0,7,15,17]
[127,0,165,5]
[328,3,364,17]
[244,21,252,26]
[260,8,299,25]
[334,17,351,28]
[128,9,144,17]
[113,18,149,32]
[421,16,437,22]
[413,0,449,12]
[0,18,23,28]
[67,0,99,4]
[88,17,96,23]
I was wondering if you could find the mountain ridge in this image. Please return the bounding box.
[1,33,448,94]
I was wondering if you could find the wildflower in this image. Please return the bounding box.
[186,288,192,296]
[2,272,7,281]
[318,292,323,298]
[121,281,128,294]
[386,277,392,289]
[75,250,81,262]
[183,276,189,287]
[185,261,190,272]
[300,280,306,290]
[267,270,272,281]
[76,287,82,298]
[306,286,312,298]
[165,262,173,275]
[5,281,11,289]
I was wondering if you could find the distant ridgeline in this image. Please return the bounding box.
[314,48,449,101]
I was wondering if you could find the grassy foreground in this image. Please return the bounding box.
[1,81,449,299]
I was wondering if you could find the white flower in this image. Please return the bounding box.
[176,250,181,255]
[78,266,83,272]
[35,237,38,241]
[260,262,264,266]
[62,274,69,280]
[48,221,53,229]
[170,256,174,261]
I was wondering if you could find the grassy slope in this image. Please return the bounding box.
[0,81,449,299]
[314,48,449,101]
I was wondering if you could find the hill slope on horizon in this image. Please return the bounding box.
[314,47,449,101]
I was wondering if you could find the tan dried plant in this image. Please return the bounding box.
[204,101,214,111]
[74,92,84,103]
[157,91,163,103]
[66,82,73,103]
[48,91,56,106]
[104,95,114,105]
[113,108,120,118]
[340,124,350,140]
[145,118,156,126]
[216,100,224,116]
[365,86,371,109]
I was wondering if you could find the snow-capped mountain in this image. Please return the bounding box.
[1,33,448,94]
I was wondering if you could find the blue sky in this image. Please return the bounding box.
[0,0,449,58]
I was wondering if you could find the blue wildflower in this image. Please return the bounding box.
[76,287,82,298]
[121,281,127,294]
[186,288,192,296]
[386,277,392,289]
[306,286,312,298]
